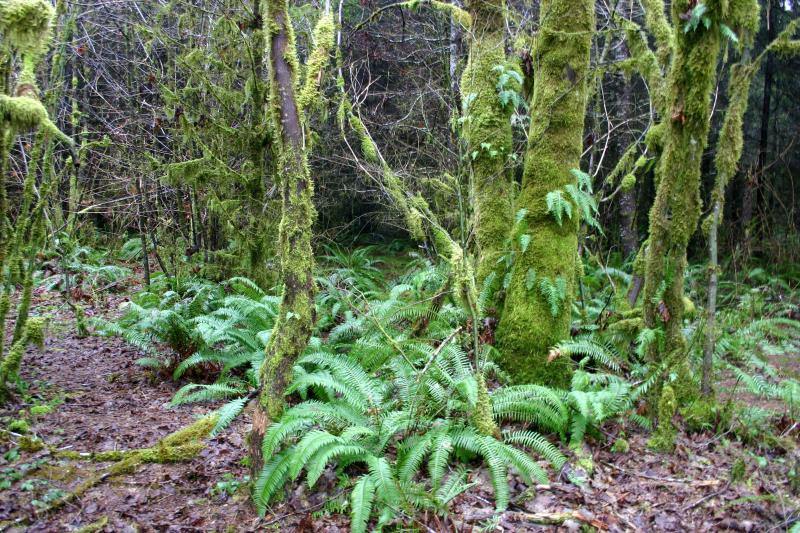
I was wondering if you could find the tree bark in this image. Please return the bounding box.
[616,0,639,259]
[642,0,758,375]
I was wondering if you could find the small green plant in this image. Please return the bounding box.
[96,274,224,374]
[211,473,249,497]
[29,404,52,416]
[682,3,739,44]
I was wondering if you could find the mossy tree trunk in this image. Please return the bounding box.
[249,0,317,475]
[461,0,514,290]
[642,0,758,369]
[495,0,595,387]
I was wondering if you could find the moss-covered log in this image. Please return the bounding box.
[496,0,595,387]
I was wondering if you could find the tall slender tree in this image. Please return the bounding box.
[642,0,759,377]
[249,0,321,473]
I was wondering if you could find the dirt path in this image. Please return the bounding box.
[1,289,798,532]
[1,290,256,532]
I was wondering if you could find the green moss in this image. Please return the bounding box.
[29,404,52,416]
[0,339,26,397]
[496,0,594,387]
[647,384,677,452]
[0,0,55,55]
[682,398,731,434]
[640,0,673,69]
[0,98,70,149]
[19,434,44,452]
[461,0,514,289]
[642,0,729,365]
[8,418,30,433]
[623,21,668,114]
[24,316,46,348]
[255,0,318,439]
[571,443,594,475]
[298,13,334,115]
[610,437,629,453]
[472,373,499,437]
[607,317,643,335]
[430,0,471,28]
[730,458,746,483]
[74,517,108,533]
[620,173,636,192]
[161,415,217,447]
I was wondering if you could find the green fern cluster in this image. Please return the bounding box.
[545,169,600,231]
[110,246,647,531]
[254,338,566,527]
[36,232,131,292]
[714,317,800,411]
[96,274,223,370]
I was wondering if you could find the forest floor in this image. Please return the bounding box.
[1,283,799,532]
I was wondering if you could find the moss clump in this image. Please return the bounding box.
[297,13,334,115]
[682,398,731,434]
[74,517,109,533]
[8,418,30,433]
[571,443,594,475]
[620,173,636,192]
[0,315,47,401]
[610,437,630,453]
[607,317,643,335]
[24,316,46,348]
[0,0,55,55]
[496,0,595,387]
[647,384,677,452]
[472,373,499,438]
[29,404,52,416]
[730,458,746,483]
[19,434,44,451]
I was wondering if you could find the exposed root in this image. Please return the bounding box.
[74,516,108,533]
[7,415,218,525]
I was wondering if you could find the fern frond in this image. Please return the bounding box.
[350,475,376,533]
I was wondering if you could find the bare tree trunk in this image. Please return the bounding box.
[743,0,777,250]
[137,178,150,288]
[702,199,719,397]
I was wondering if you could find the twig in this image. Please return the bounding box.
[682,480,732,511]
[417,325,462,379]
